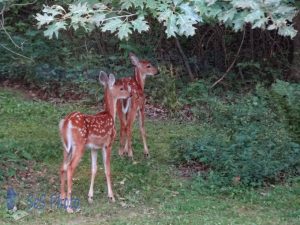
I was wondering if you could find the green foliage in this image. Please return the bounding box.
[236,60,284,84]
[36,2,150,40]
[1,0,295,98]
[179,79,223,121]
[271,80,300,142]
[145,66,179,110]
[0,142,34,181]
[173,83,300,186]
[36,0,298,39]
[0,91,74,162]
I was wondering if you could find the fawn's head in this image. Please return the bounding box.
[99,71,130,100]
[129,52,159,77]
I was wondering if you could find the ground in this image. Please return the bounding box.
[0,88,300,225]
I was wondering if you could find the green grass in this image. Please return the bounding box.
[0,88,300,224]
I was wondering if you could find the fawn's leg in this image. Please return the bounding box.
[138,104,149,157]
[60,151,68,200]
[117,100,127,156]
[102,145,115,202]
[66,145,84,213]
[88,149,98,204]
[126,103,138,158]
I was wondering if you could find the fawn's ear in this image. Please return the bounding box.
[108,73,116,88]
[129,52,139,66]
[99,71,108,86]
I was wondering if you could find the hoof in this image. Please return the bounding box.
[60,194,66,200]
[66,207,74,213]
[88,197,93,204]
[119,149,127,157]
[144,153,150,158]
[108,196,115,203]
[127,151,133,159]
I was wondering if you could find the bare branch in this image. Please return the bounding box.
[0,43,34,61]
[211,28,246,88]
[0,3,24,50]
[175,37,194,81]
[11,0,37,7]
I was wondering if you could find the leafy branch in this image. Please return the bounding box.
[0,1,33,61]
[35,2,149,40]
[36,0,298,40]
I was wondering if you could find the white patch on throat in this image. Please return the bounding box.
[122,98,131,114]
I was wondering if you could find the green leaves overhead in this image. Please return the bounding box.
[42,5,65,17]
[278,25,298,38]
[36,14,54,29]
[244,10,264,24]
[131,16,149,33]
[219,8,237,24]
[35,2,151,40]
[69,2,88,16]
[166,13,178,38]
[43,21,66,39]
[157,2,201,37]
[36,0,299,40]
[120,0,146,10]
[102,18,124,33]
[117,22,133,40]
[231,0,259,10]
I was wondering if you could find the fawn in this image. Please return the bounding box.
[116,53,159,158]
[59,71,130,213]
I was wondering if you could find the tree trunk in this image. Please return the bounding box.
[291,12,300,81]
[174,38,194,81]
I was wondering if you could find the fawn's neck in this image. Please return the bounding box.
[103,91,117,122]
[134,67,145,91]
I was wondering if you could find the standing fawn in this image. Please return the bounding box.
[116,53,159,158]
[59,72,130,213]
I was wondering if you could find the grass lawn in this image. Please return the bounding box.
[0,89,299,224]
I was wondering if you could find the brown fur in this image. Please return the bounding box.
[116,53,159,158]
[59,73,130,213]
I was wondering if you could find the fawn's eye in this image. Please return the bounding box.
[147,65,151,68]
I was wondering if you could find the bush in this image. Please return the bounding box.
[271,80,300,142]
[145,65,179,110]
[173,82,300,186]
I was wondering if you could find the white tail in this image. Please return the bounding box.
[59,71,130,213]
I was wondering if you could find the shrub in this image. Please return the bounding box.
[145,65,180,110]
[173,83,300,186]
[179,79,224,121]
[271,80,300,142]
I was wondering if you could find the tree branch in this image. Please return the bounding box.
[175,37,194,81]
[10,0,37,7]
[0,4,24,50]
[211,28,246,88]
[0,43,33,61]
